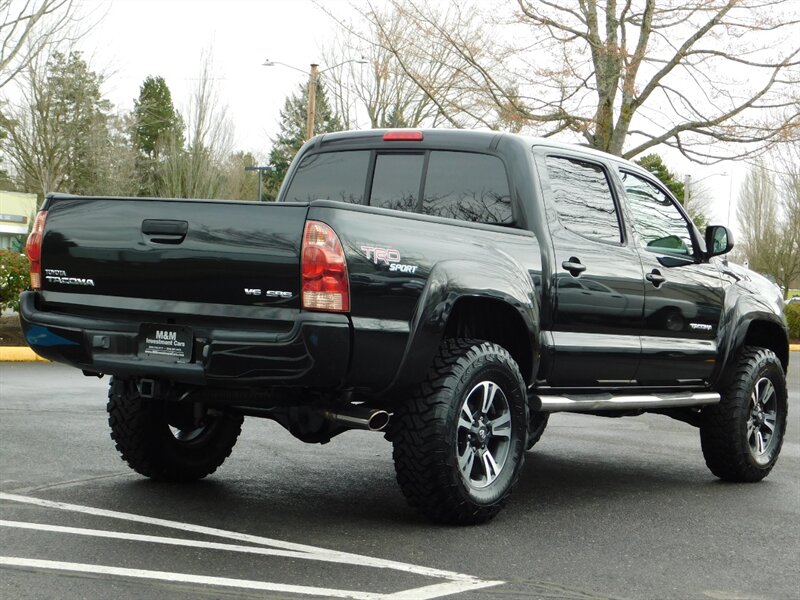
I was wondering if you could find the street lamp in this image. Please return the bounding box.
[244,165,274,202]
[683,171,728,204]
[683,171,731,226]
[263,57,368,140]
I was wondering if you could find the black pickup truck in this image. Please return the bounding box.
[20,129,789,524]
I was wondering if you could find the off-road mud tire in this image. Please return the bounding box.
[390,339,527,525]
[526,412,549,450]
[700,346,787,482]
[107,377,243,481]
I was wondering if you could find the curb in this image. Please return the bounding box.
[0,347,48,362]
[1,345,798,362]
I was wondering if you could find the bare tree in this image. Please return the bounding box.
[320,3,454,129]
[157,51,234,199]
[356,0,800,161]
[320,0,518,130]
[684,178,714,229]
[218,151,261,201]
[0,49,112,199]
[0,57,65,196]
[0,0,83,90]
[774,147,800,292]
[737,160,799,296]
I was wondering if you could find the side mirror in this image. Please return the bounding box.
[705,225,734,257]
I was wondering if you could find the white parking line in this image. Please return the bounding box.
[0,493,504,599]
[0,557,381,599]
[0,520,350,562]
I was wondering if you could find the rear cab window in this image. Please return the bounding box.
[284,147,513,226]
[542,155,623,244]
[370,154,425,211]
[283,151,370,203]
[422,151,512,224]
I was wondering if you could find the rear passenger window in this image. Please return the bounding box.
[544,156,622,243]
[370,154,424,211]
[284,151,369,203]
[423,152,512,225]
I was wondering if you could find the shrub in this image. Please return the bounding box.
[0,250,29,313]
[786,303,800,341]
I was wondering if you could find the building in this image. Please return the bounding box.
[0,191,37,252]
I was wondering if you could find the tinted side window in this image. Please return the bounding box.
[423,152,512,224]
[545,156,621,243]
[370,154,424,211]
[284,151,369,203]
[621,172,694,256]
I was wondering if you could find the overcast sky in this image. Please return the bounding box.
[80,0,337,154]
[77,0,742,230]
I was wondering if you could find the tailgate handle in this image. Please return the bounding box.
[142,219,188,244]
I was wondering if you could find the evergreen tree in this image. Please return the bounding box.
[264,79,343,200]
[635,154,685,201]
[133,76,183,159]
[47,51,112,195]
[132,76,184,195]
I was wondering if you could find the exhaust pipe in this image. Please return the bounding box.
[323,406,391,432]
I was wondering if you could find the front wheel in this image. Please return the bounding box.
[107,378,243,481]
[700,346,787,482]
[390,339,528,525]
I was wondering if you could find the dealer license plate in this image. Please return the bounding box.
[138,324,193,363]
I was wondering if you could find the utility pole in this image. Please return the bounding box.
[306,63,319,141]
[684,174,691,207]
[264,58,366,141]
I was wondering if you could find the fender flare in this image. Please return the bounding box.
[714,294,789,384]
[382,258,540,394]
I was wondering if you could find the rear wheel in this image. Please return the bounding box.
[700,347,787,482]
[390,339,527,525]
[526,411,549,450]
[107,378,243,481]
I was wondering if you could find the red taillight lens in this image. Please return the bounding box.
[302,220,350,312]
[25,210,48,290]
[383,130,424,141]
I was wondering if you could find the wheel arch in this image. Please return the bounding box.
[444,296,535,383]
[718,314,789,385]
[741,319,789,372]
[385,260,540,394]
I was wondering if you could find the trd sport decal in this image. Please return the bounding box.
[360,245,418,274]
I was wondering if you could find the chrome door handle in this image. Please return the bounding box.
[562,258,586,276]
[646,270,666,287]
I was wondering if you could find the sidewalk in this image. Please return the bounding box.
[0,347,49,361]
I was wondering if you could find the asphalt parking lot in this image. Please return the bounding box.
[1,357,798,600]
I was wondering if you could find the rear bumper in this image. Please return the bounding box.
[19,291,351,387]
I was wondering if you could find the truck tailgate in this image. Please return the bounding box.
[40,196,308,310]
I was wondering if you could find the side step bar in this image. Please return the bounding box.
[531,391,720,413]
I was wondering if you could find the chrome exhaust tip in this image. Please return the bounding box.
[323,407,391,432]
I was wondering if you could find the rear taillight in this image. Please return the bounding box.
[25,210,48,290]
[301,220,350,312]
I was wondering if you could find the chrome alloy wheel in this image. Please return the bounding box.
[169,424,208,442]
[747,376,779,463]
[456,380,512,489]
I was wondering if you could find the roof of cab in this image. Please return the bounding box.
[314,128,647,174]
